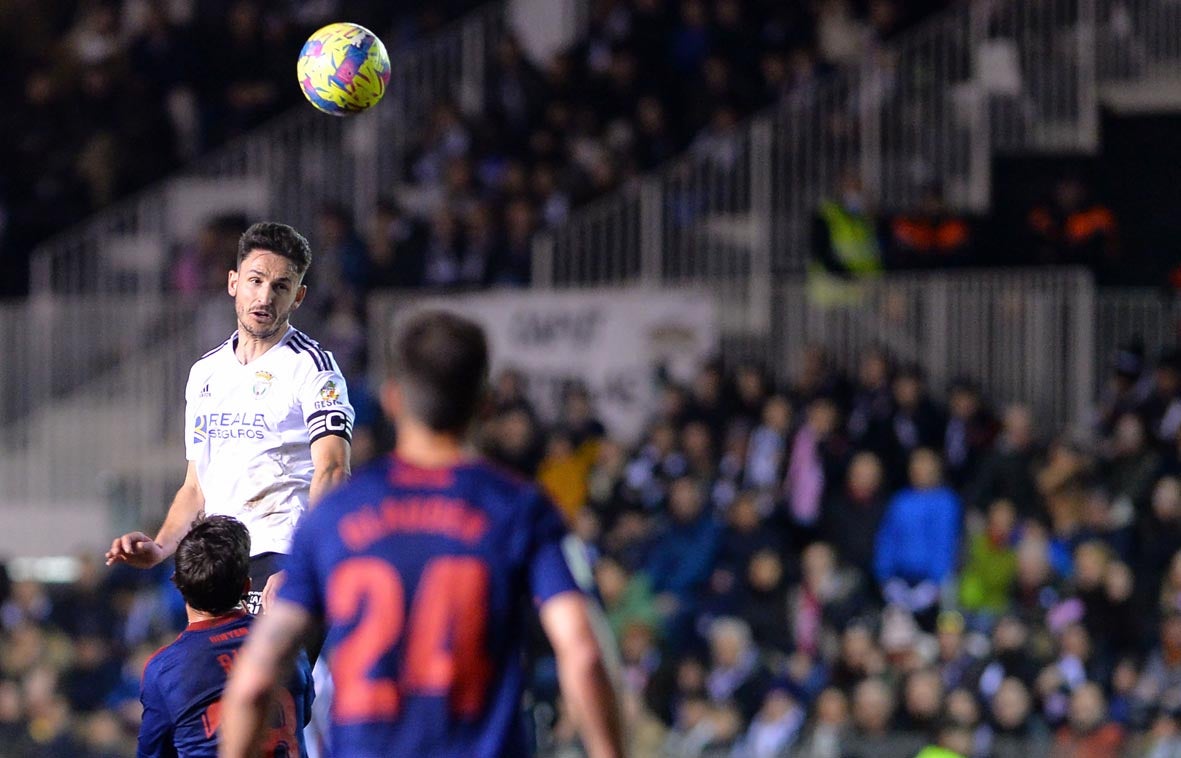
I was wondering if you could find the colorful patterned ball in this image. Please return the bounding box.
[297,22,390,116]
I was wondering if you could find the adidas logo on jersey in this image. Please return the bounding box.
[199,383,211,398]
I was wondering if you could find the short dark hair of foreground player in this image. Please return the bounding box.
[391,309,490,433]
[219,309,624,758]
[139,515,313,758]
[237,221,312,277]
[173,515,252,613]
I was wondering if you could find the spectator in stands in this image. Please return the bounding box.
[1135,613,1181,711]
[689,360,729,442]
[740,549,793,655]
[1142,349,1181,446]
[1142,478,1181,600]
[492,196,536,285]
[365,198,427,289]
[1027,175,1119,276]
[989,677,1046,757]
[847,347,894,453]
[595,556,659,643]
[1052,681,1125,757]
[792,344,850,410]
[317,203,371,297]
[1140,710,1181,758]
[1011,534,1064,625]
[809,172,884,306]
[538,429,595,523]
[934,611,980,693]
[199,1,284,144]
[842,677,925,758]
[421,208,467,288]
[1104,411,1162,517]
[483,402,543,477]
[735,680,807,757]
[171,216,241,294]
[705,617,772,722]
[786,396,850,531]
[874,448,961,627]
[943,378,999,488]
[789,542,867,658]
[645,476,720,638]
[745,394,792,492]
[887,184,974,269]
[820,451,889,580]
[967,404,1042,517]
[829,622,886,693]
[883,365,946,481]
[562,383,607,446]
[1097,339,1151,438]
[897,668,945,738]
[959,498,1019,621]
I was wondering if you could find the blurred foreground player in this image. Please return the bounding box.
[139,515,313,757]
[107,222,353,614]
[220,311,624,758]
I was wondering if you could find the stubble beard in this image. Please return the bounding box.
[237,304,290,341]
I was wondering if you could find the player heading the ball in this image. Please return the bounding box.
[107,221,353,617]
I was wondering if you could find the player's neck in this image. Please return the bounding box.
[395,420,466,468]
[234,322,289,364]
[185,604,241,626]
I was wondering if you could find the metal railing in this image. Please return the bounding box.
[0,298,227,557]
[28,1,510,296]
[764,268,1098,432]
[0,274,1177,555]
[531,0,1181,332]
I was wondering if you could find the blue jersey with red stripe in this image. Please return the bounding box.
[138,611,314,758]
[277,455,581,758]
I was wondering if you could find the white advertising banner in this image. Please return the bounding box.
[389,288,719,443]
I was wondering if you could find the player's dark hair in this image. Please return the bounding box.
[237,221,312,277]
[172,515,251,615]
[391,310,489,434]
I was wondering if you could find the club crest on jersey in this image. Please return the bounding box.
[315,380,341,409]
[253,371,274,398]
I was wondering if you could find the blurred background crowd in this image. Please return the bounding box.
[9,0,1162,300]
[5,338,1181,756]
[2,0,1181,756]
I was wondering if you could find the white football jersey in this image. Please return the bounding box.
[184,326,354,556]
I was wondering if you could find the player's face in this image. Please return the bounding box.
[228,250,307,339]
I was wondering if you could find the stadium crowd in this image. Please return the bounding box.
[3,338,1181,756]
[3,0,961,296]
[0,0,485,295]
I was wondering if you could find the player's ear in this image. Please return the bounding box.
[379,379,402,421]
[292,283,308,310]
[227,269,238,296]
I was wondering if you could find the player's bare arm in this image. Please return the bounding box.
[308,434,351,507]
[540,591,626,758]
[106,461,204,567]
[219,599,311,758]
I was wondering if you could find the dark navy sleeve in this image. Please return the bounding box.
[526,491,581,606]
[137,659,177,758]
[277,511,325,618]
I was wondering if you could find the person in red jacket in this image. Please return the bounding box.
[1027,175,1120,274]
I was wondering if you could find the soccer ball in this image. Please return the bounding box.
[297,22,391,116]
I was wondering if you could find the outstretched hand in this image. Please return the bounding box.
[105,531,166,569]
[260,570,287,615]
